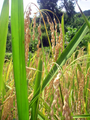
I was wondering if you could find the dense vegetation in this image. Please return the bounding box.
[0,0,90,120]
[6,10,90,54]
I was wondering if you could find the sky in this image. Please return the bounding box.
[0,0,90,16]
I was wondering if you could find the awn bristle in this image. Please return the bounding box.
[62,89,73,120]
[77,69,84,119]
[37,24,41,57]
[86,67,90,112]
[24,6,31,64]
[50,73,62,119]
[45,79,54,102]
[54,23,63,61]
[45,15,64,119]
[47,16,55,54]
[32,15,36,40]
[51,22,55,54]
[1,90,14,120]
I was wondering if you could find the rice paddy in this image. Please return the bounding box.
[0,0,90,120]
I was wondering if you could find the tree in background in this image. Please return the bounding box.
[59,0,76,17]
[6,18,12,52]
[37,0,76,20]
[37,0,62,19]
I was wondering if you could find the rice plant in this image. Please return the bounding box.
[0,0,90,120]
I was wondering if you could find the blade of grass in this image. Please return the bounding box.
[38,110,49,120]
[87,43,90,70]
[5,58,12,81]
[76,1,90,31]
[59,84,64,106]
[61,14,65,50]
[73,114,90,118]
[11,0,29,120]
[0,0,9,93]
[31,58,42,120]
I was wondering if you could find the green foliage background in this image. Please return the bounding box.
[6,11,90,55]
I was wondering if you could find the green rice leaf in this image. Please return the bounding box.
[0,0,9,92]
[31,58,42,120]
[38,110,49,120]
[61,14,65,50]
[76,1,90,31]
[73,114,90,118]
[11,0,29,119]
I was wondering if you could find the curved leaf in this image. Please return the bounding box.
[11,0,29,119]
[0,0,9,92]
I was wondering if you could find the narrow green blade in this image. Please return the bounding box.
[38,110,49,120]
[76,1,90,31]
[31,58,42,120]
[61,14,65,50]
[11,0,29,119]
[0,0,9,92]
[73,114,90,118]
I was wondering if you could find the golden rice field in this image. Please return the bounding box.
[0,0,90,120]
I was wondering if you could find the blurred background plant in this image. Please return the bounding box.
[6,13,90,55]
[65,26,77,46]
